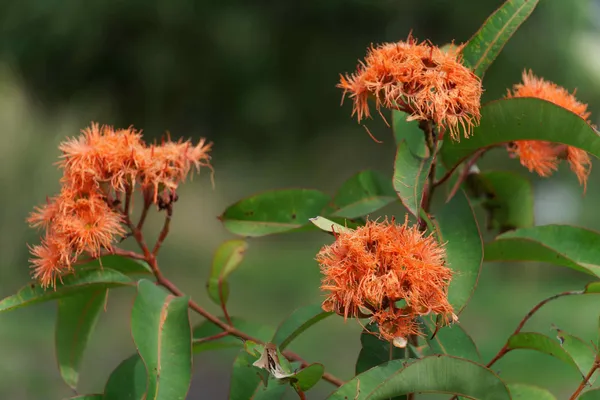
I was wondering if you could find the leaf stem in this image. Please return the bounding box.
[569,353,600,400]
[192,331,229,344]
[152,205,172,256]
[121,208,346,388]
[486,290,582,368]
[444,149,484,203]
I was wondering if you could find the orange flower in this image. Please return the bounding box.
[53,191,125,258]
[140,137,213,202]
[29,235,73,289]
[338,36,482,140]
[27,196,59,230]
[59,123,145,192]
[506,70,592,190]
[29,122,213,288]
[316,217,455,343]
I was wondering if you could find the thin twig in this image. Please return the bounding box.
[569,353,599,400]
[152,205,172,256]
[124,185,133,217]
[192,331,229,345]
[136,189,152,230]
[121,208,346,388]
[445,149,484,203]
[110,247,148,261]
[486,290,582,368]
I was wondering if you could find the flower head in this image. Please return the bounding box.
[29,122,213,288]
[506,70,592,190]
[338,36,482,140]
[316,217,455,343]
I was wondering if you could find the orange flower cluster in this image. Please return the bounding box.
[28,123,212,288]
[338,36,482,141]
[316,217,456,343]
[506,70,592,190]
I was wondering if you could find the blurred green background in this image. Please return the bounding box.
[1,0,600,398]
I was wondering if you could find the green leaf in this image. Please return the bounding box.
[82,255,151,275]
[219,189,331,237]
[69,395,103,400]
[421,319,481,362]
[0,267,132,313]
[328,355,510,400]
[272,304,332,351]
[56,289,107,389]
[192,317,270,354]
[467,171,534,232]
[330,170,397,218]
[252,380,288,399]
[461,0,539,77]
[291,363,324,391]
[356,323,413,378]
[206,240,248,306]
[507,383,556,399]
[484,225,600,278]
[103,354,147,400]
[586,282,600,294]
[230,328,276,399]
[434,189,483,313]
[309,216,354,234]
[580,388,600,400]
[506,332,580,373]
[392,111,427,157]
[131,280,192,400]
[393,140,433,217]
[441,98,600,171]
[230,350,267,400]
[555,328,597,382]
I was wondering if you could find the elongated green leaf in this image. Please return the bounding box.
[587,282,600,294]
[467,171,534,232]
[0,268,132,313]
[507,383,556,399]
[83,255,151,275]
[192,317,270,354]
[252,381,288,399]
[70,396,103,400]
[506,332,580,372]
[131,280,192,400]
[580,388,600,399]
[103,354,147,400]
[329,356,510,400]
[292,363,324,391]
[206,240,248,306]
[56,289,107,389]
[394,140,433,217]
[392,111,427,157]
[330,170,397,218]
[219,189,331,237]
[309,216,354,234]
[555,328,597,382]
[462,0,539,77]
[441,98,600,170]
[272,304,332,351]
[434,189,483,313]
[230,328,276,399]
[485,225,600,278]
[422,319,481,362]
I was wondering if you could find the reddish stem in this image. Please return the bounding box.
[569,353,599,400]
[152,206,172,256]
[192,331,229,345]
[444,149,484,203]
[120,207,346,388]
[486,291,582,368]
